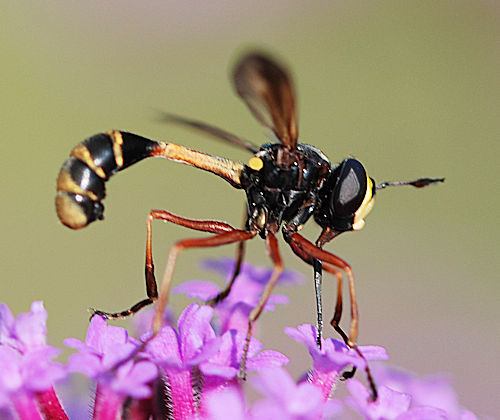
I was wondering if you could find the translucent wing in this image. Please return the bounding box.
[158,112,259,153]
[233,52,298,149]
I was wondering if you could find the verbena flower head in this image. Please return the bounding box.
[143,302,288,418]
[65,315,158,400]
[250,367,343,419]
[286,324,388,401]
[0,301,50,353]
[202,386,247,420]
[173,257,304,333]
[366,367,480,420]
[286,324,389,373]
[0,345,65,406]
[200,328,289,382]
[0,302,66,417]
[144,303,220,369]
[0,259,482,419]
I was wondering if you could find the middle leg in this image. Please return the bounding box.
[287,231,377,400]
[206,205,250,307]
[239,233,283,379]
[288,238,346,343]
[205,238,246,307]
[153,228,257,332]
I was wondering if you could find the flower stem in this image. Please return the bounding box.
[122,397,153,420]
[93,384,125,420]
[311,369,339,401]
[35,387,69,420]
[12,392,43,420]
[166,370,195,420]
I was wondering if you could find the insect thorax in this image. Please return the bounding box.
[240,143,331,236]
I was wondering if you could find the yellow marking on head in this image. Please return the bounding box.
[248,157,264,171]
[352,218,366,231]
[353,175,375,231]
[108,130,124,168]
[70,144,106,179]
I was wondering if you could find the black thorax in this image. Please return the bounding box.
[240,143,331,238]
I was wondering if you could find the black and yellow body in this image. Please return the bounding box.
[238,143,377,242]
[55,51,443,400]
[56,131,158,229]
[56,130,244,229]
[56,131,378,243]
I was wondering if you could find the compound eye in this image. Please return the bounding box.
[331,158,367,218]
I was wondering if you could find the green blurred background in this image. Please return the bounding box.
[1,0,498,416]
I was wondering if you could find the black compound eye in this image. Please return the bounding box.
[331,158,367,218]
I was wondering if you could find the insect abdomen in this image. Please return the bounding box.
[55,131,158,229]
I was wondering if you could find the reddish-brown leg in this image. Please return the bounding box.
[287,232,377,400]
[288,239,346,339]
[239,233,283,379]
[93,209,245,320]
[153,228,257,332]
[206,206,249,306]
[288,233,359,344]
[206,239,246,307]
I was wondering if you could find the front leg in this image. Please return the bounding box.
[152,228,257,332]
[239,233,283,379]
[285,230,378,401]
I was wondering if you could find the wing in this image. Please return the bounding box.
[158,112,259,153]
[233,52,298,149]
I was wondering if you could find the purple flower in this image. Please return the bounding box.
[287,324,389,371]
[0,302,67,419]
[250,367,343,420]
[372,367,479,420]
[286,324,388,400]
[201,367,343,420]
[0,301,49,353]
[143,303,221,419]
[145,303,288,376]
[173,257,304,333]
[201,329,288,382]
[0,260,483,420]
[130,304,175,337]
[144,303,220,368]
[345,373,481,420]
[201,258,304,288]
[0,346,65,406]
[203,387,247,420]
[143,303,288,418]
[346,378,412,419]
[65,315,157,400]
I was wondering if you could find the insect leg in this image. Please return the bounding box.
[286,231,377,400]
[152,229,257,332]
[239,233,283,379]
[92,210,240,319]
[206,240,246,307]
[288,233,359,342]
[206,206,249,306]
[287,239,347,343]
